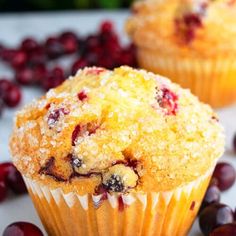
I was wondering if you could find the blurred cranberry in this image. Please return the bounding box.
[28,47,46,66]
[233,133,236,153]
[98,55,114,69]
[3,222,43,236]
[59,31,78,54]
[11,50,27,69]
[71,58,88,75]
[0,178,7,202]
[200,185,221,212]
[21,37,39,53]
[60,31,78,41]
[199,203,234,236]
[33,64,48,84]
[0,162,27,194]
[213,162,236,191]
[210,223,236,236]
[15,68,34,85]
[6,166,27,194]
[41,67,65,91]
[45,37,64,59]
[118,49,136,67]
[1,49,17,62]
[100,21,113,34]
[51,66,64,79]
[3,84,22,107]
[86,35,101,50]
[0,79,13,95]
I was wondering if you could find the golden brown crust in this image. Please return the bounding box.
[126,0,236,58]
[9,66,224,193]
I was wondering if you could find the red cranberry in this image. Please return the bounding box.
[233,133,236,153]
[0,162,27,194]
[98,55,114,69]
[51,66,64,79]
[11,50,27,69]
[1,49,17,62]
[6,165,27,194]
[3,84,22,108]
[199,203,234,236]
[3,222,43,236]
[157,88,178,115]
[45,37,64,59]
[200,185,221,212]
[100,21,113,33]
[71,58,88,75]
[213,162,236,191]
[77,91,87,101]
[21,38,39,53]
[59,31,78,41]
[47,108,69,128]
[15,68,34,85]
[72,125,81,146]
[28,47,46,66]
[0,79,13,94]
[210,223,236,236]
[59,32,78,54]
[86,35,101,50]
[0,178,7,202]
[33,64,48,84]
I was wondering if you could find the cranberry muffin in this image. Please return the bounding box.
[10,66,224,236]
[126,0,236,107]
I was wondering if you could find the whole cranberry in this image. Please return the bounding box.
[21,38,39,53]
[51,66,64,79]
[100,21,113,34]
[45,37,64,59]
[0,79,13,95]
[1,48,17,62]
[213,162,236,191]
[0,178,7,202]
[3,222,43,236]
[71,58,88,75]
[28,47,46,66]
[199,203,234,236]
[15,68,34,85]
[210,223,236,236]
[98,55,114,69]
[33,64,48,84]
[0,162,27,194]
[200,185,221,212]
[233,133,236,153]
[11,50,27,69]
[59,32,78,54]
[86,35,101,50]
[3,84,22,108]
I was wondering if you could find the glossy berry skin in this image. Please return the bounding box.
[0,178,7,202]
[199,203,234,236]
[11,50,27,69]
[3,222,43,236]
[59,32,78,54]
[0,79,13,94]
[45,37,64,59]
[6,165,27,194]
[21,38,39,53]
[210,223,236,236]
[71,58,88,75]
[0,162,27,194]
[3,85,22,108]
[15,68,34,85]
[213,162,236,191]
[200,185,221,212]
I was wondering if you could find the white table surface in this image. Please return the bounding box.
[0,10,236,236]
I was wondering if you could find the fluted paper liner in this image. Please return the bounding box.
[138,48,236,108]
[24,169,212,236]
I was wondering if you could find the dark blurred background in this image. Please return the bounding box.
[0,0,133,12]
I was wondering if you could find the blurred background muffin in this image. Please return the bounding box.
[126,0,236,107]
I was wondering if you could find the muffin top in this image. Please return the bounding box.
[126,0,236,57]
[10,66,224,194]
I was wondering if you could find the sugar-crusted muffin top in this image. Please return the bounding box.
[126,0,236,57]
[10,66,224,194]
